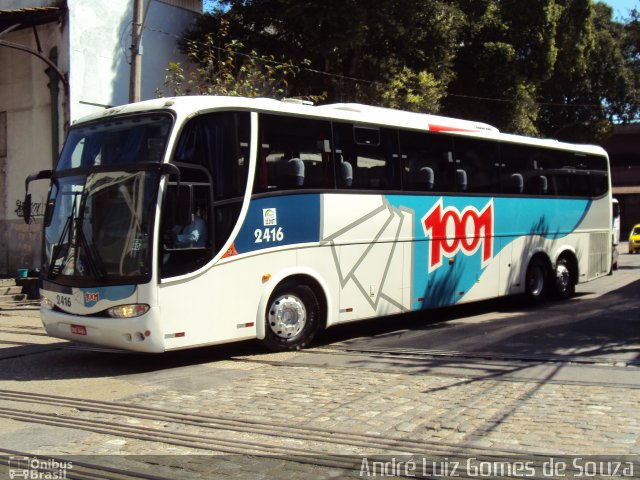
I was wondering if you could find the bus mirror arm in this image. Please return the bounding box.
[160,163,181,187]
[23,170,52,224]
[160,164,191,225]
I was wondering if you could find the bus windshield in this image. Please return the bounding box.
[44,169,159,284]
[57,113,172,170]
[43,113,172,285]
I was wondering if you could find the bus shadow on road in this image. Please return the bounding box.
[0,337,265,382]
[314,277,640,368]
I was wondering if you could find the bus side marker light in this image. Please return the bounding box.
[449,257,455,265]
[237,322,255,329]
[165,332,186,339]
[262,274,271,282]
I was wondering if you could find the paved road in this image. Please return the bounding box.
[0,248,638,479]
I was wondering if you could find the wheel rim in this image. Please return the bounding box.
[527,265,544,297]
[268,294,307,339]
[555,262,571,293]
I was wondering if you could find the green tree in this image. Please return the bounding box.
[173,0,640,144]
[157,19,304,98]
[379,67,444,113]
[538,1,640,142]
[184,0,463,109]
[443,0,562,135]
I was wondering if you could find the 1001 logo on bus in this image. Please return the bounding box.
[421,198,494,272]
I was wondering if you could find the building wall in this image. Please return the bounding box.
[603,124,640,236]
[68,0,198,120]
[0,22,67,276]
[0,0,198,276]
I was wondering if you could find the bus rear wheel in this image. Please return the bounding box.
[552,255,575,300]
[525,256,549,303]
[262,283,320,351]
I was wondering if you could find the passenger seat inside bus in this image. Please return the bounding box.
[417,166,434,190]
[456,169,468,192]
[509,173,524,193]
[276,154,305,187]
[339,158,353,187]
[525,174,548,195]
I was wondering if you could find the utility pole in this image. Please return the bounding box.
[129,0,143,103]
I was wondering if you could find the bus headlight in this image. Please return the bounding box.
[41,296,54,310]
[108,304,150,318]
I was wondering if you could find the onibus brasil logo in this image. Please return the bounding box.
[9,456,73,479]
[421,198,494,272]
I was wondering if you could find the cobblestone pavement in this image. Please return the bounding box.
[78,357,640,454]
[0,320,638,479]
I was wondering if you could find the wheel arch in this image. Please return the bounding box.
[554,247,579,285]
[522,249,552,286]
[255,267,331,340]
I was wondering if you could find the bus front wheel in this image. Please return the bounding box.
[262,283,320,351]
[525,256,549,303]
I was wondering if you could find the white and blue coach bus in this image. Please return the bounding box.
[23,96,612,352]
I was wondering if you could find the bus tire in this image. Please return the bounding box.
[262,283,320,351]
[552,254,576,300]
[525,256,549,303]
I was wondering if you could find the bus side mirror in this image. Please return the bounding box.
[23,169,52,224]
[23,194,32,224]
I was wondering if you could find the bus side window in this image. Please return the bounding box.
[500,143,537,195]
[400,130,445,192]
[452,137,500,194]
[161,111,248,279]
[333,123,400,190]
[255,114,333,192]
[589,155,609,197]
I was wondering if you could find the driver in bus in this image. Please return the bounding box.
[174,205,208,248]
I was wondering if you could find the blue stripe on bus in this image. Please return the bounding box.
[385,195,591,309]
[80,285,137,307]
[233,194,321,254]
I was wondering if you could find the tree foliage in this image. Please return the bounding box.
[171,0,640,143]
[157,19,306,99]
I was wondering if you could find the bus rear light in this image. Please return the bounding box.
[108,304,149,318]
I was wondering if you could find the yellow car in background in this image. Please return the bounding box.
[629,224,640,254]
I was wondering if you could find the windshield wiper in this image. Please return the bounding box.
[47,189,107,282]
[48,192,79,278]
[75,190,107,281]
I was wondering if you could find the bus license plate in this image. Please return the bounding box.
[70,324,87,336]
